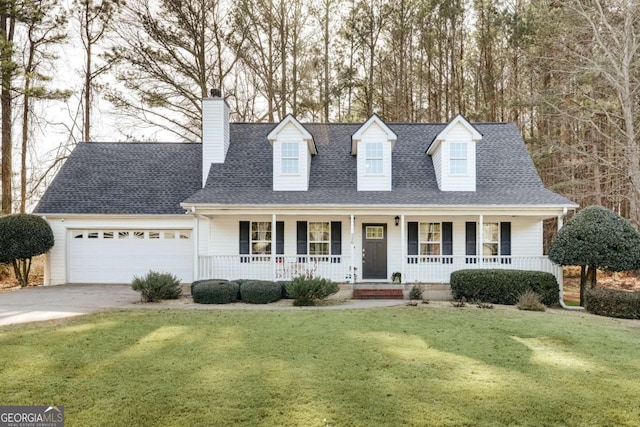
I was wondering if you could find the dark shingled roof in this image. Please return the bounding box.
[184,122,575,207]
[34,122,575,215]
[33,143,202,214]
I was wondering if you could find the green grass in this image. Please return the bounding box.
[1,306,639,426]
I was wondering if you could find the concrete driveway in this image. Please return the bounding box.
[0,284,139,326]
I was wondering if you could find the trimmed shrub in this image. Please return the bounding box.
[240,281,282,304]
[586,288,640,319]
[450,269,558,306]
[277,281,293,299]
[131,271,182,302]
[0,214,54,287]
[285,276,339,306]
[516,290,546,312]
[190,279,228,295]
[192,280,239,304]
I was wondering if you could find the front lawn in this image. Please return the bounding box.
[1,306,639,426]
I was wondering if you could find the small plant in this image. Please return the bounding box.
[391,272,402,283]
[131,270,182,302]
[477,302,494,309]
[240,281,282,304]
[450,297,466,308]
[192,280,239,304]
[516,290,546,312]
[285,276,339,306]
[409,284,423,301]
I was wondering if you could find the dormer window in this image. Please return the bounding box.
[281,142,299,174]
[365,142,383,175]
[449,142,467,175]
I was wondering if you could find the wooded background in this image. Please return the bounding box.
[0,0,638,227]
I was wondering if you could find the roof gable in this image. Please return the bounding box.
[427,114,482,155]
[351,114,397,154]
[267,114,317,155]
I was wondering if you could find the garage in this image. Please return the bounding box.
[68,229,193,284]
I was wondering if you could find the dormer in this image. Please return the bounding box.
[268,114,317,191]
[351,115,397,191]
[427,114,482,192]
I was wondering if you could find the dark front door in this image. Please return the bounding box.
[362,224,387,279]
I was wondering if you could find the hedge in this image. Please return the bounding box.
[450,269,558,306]
[586,288,640,319]
[190,279,228,295]
[240,281,282,304]
[192,280,239,304]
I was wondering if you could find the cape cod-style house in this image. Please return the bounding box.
[34,91,577,288]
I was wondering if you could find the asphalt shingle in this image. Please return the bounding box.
[33,121,575,215]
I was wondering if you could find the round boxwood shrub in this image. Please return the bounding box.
[450,269,558,306]
[240,280,282,304]
[192,280,239,304]
[190,279,228,295]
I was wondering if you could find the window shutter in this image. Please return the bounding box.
[442,222,453,255]
[296,221,308,255]
[465,222,476,263]
[330,222,342,255]
[239,221,250,263]
[408,222,418,259]
[500,222,511,264]
[276,221,284,255]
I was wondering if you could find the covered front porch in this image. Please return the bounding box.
[190,208,565,285]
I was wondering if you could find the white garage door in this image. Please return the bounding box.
[68,229,193,284]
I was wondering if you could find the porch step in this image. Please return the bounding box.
[353,288,404,300]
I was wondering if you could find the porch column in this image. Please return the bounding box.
[193,213,199,281]
[478,214,484,268]
[400,214,405,284]
[272,214,277,281]
[350,214,355,284]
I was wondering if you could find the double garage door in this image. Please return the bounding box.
[68,229,193,284]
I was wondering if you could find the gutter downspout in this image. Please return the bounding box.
[557,207,583,310]
[191,207,199,282]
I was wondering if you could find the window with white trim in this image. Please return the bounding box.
[251,222,272,255]
[483,223,499,256]
[449,142,467,174]
[419,222,441,256]
[309,222,330,255]
[281,142,299,174]
[365,142,383,174]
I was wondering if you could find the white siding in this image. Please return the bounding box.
[432,149,442,188]
[202,97,230,186]
[356,122,393,191]
[45,216,194,285]
[439,122,476,191]
[272,122,310,191]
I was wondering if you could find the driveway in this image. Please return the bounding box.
[0,284,139,326]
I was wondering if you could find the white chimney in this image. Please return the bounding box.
[201,88,230,186]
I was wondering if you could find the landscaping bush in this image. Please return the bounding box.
[192,280,239,304]
[278,281,293,299]
[131,271,182,302]
[409,285,423,301]
[586,288,640,319]
[240,281,282,304]
[190,279,228,295]
[450,269,558,306]
[516,290,546,312]
[285,276,339,306]
[0,214,54,287]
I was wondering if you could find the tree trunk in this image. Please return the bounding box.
[579,265,587,306]
[1,8,15,214]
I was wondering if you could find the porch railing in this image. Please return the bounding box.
[197,255,353,282]
[197,255,561,284]
[404,255,561,284]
